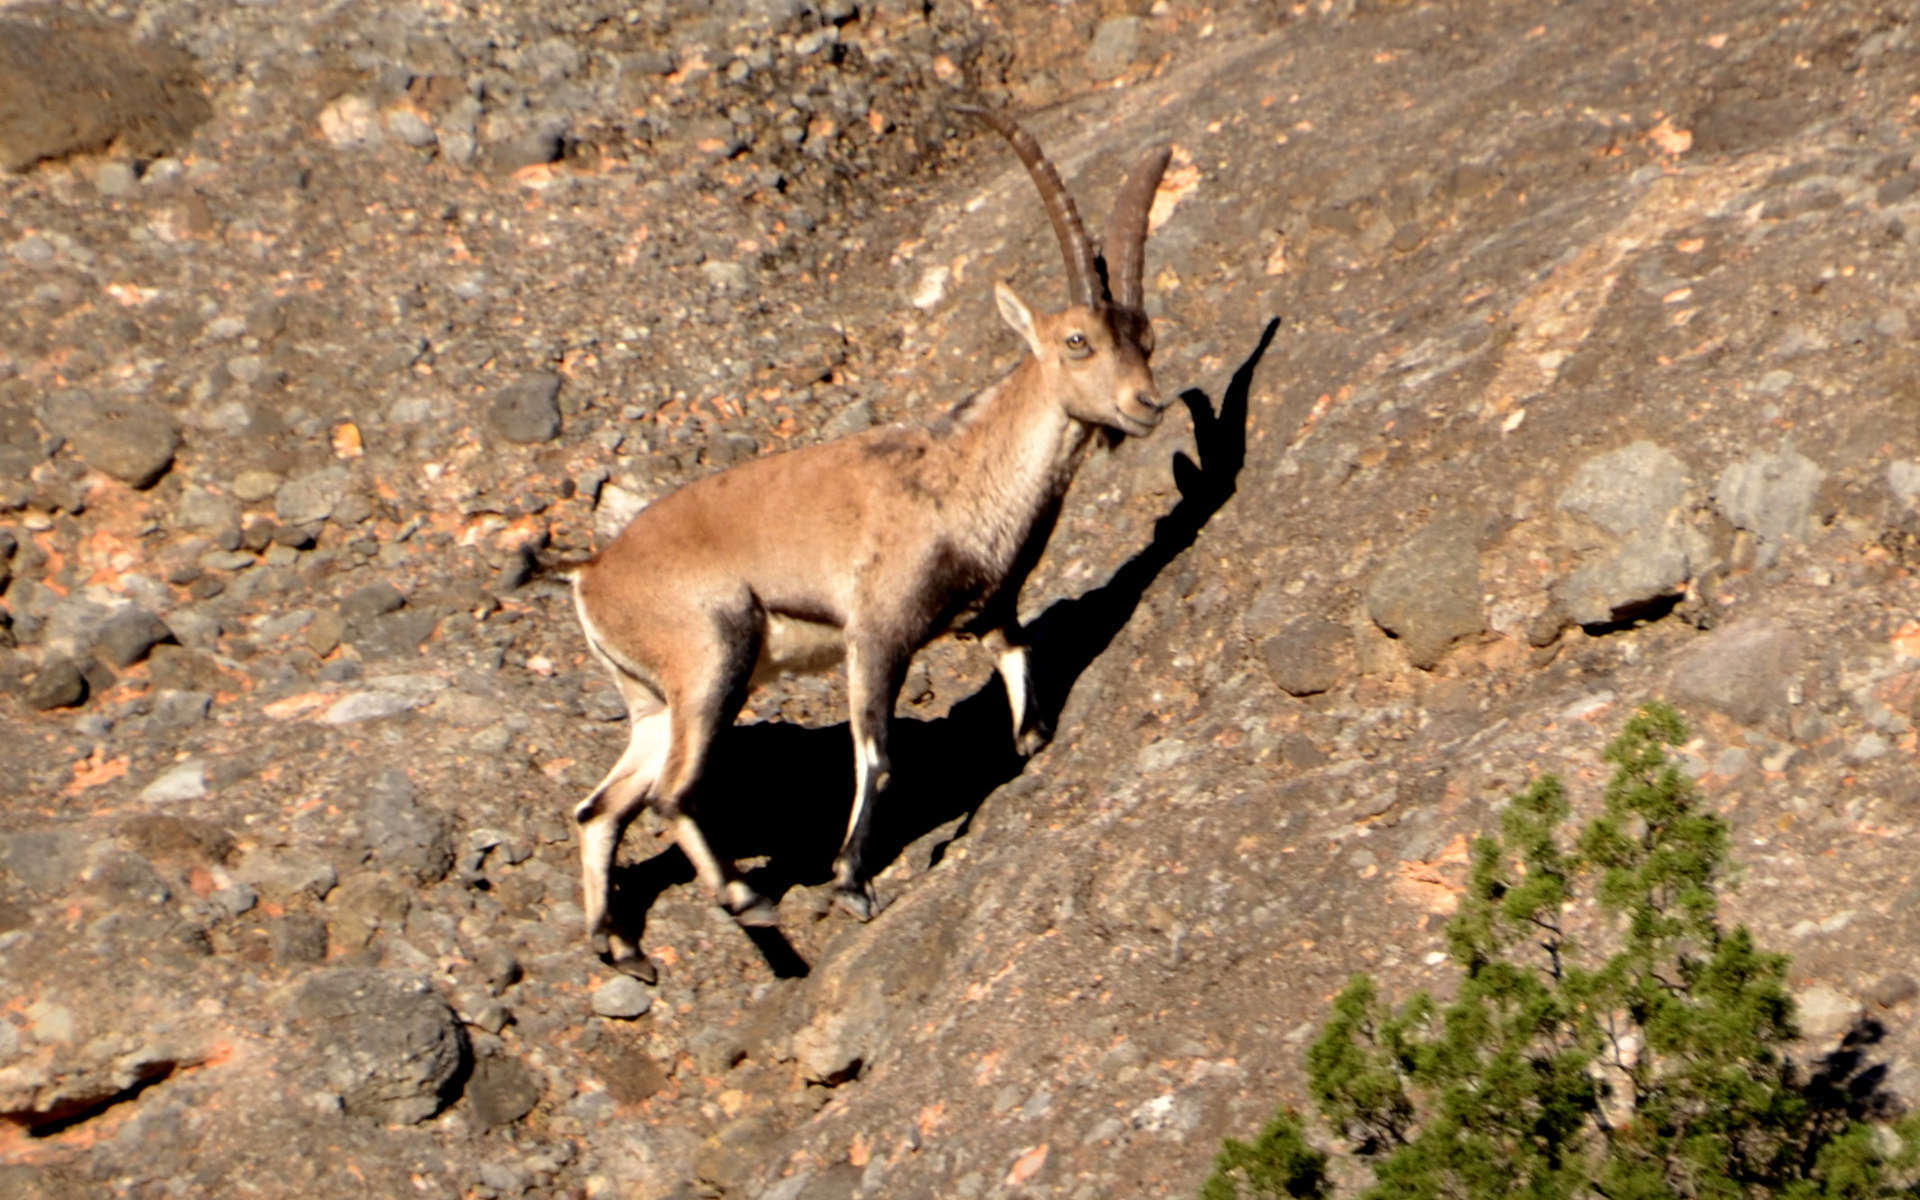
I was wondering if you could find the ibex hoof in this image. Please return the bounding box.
[605,947,659,985]
[726,892,780,928]
[834,882,879,922]
[1015,724,1052,758]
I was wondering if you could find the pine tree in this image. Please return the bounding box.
[1202,704,1920,1200]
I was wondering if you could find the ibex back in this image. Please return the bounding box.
[567,109,1172,982]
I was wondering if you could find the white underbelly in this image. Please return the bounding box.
[752,613,846,685]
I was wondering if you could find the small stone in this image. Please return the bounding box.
[491,122,566,171]
[1560,442,1692,534]
[1794,985,1861,1044]
[593,484,648,542]
[139,760,208,804]
[1889,460,1920,509]
[199,549,255,572]
[318,95,382,150]
[1711,747,1751,777]
[177,487,241,534]
[487,372,564,444]
[708,432,757,466]
[820,399,876,440]
[341,582,406,623]
[1086,16,1144,79]
[323,691,419,724]
[1365,514,1484,669]
[1869,973,1920,1010]
[93,606,173,667]
[1259,618,1348,697]
[1847,732,1890,763]
[93,161,137,197]
[271,913,330,964]
[26,656,87,709]
[383,107,437,148]
[211,883,258,920]
[469,723,515,754]
[1280,732,1329,769]
[910,265,951,310]
[305,609,345,656]
[470,1003,511,1035]
[274,467,350,526]
[591,975,653,1019]
[477,945,523,995]
[230,469,282,502]
[475,1162,531,1194]
[360,768,454,884]
[468,1052,541,1126]
[68,411,179,488]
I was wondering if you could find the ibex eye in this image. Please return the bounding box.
[1065,332,1088,353]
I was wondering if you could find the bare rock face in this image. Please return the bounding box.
[285,970,468,1125]
[3,0,1918,1195]
[0,9,209,171]
[1365,514,1484,669]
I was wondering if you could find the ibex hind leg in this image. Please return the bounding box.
[655,623,779,928]
[576,696,670,983]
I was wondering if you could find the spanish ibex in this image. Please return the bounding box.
[567,109,1172,981]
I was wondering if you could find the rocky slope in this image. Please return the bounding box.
[2,0,1918,1196]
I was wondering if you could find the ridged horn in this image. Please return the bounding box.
[955,104,1101,311]
[1103,145,1171,312]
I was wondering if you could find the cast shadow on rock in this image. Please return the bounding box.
[606,317,1280,978]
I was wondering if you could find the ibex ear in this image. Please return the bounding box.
[994,281,1045,358]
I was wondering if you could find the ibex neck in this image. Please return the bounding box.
[943,355,1093,566]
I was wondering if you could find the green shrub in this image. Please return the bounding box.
[1204,703,1920,1199]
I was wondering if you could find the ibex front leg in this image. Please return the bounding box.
[983,625,1052,757]
[833,639,905,919]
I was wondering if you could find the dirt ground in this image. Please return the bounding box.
[2,0,1918,1196]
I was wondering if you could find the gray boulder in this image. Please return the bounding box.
[1713,446,1826,566]
[1669,619,1804,735]
[286,969,468,1125]
[1554,441,1702,626]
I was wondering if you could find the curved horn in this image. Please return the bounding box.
[955,104,1100,310]
[1103,145,1171,311]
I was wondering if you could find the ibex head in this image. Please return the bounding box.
[961,107,1173,439]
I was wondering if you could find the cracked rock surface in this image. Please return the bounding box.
[3,0,1919,1195]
